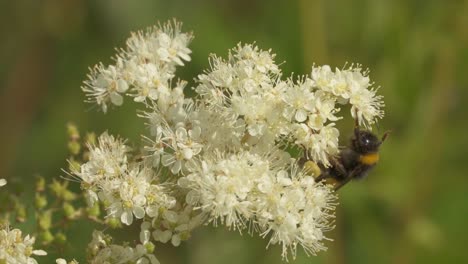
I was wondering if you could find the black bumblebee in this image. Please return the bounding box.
[305,114,389,191]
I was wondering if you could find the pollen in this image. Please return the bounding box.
[303,160,322,177]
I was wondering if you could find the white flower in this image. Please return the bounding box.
[196,44,281,108]
[188,106,245,152]
[350,87,384,126]
[74,132,129,207]
[107,168,150,225]
[161,125,203,174]
[282,78,315,122]
[0,178,6,187]
[254,167,337,260]
[0,226,47,264]
[87,230,158,264]
[182,152,337,260]
[296,124,340,167]
[130,63,171,103]
[306,90,340,130]
[87,230,109,257]
[176,126,203,158]
[125,20,192,68]
[142,133,165,168]
[83,20,192,112]
[152,229,172,244]
[151,204,204,247]
[82,63,129,112]
[156,82,186,121]
[183,152,271,229]
[145,184,176,218]
[231,94,280,137]
[89,243,135,264]
[311,64,384,127]
[311,65,333,91]
[157,32,191,66]
[74,132,178,226]
[134,222,161,264]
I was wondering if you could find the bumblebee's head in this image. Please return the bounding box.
[352,129,382,154]
[351,110,390,154]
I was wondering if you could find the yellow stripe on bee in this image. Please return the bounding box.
[360,153,380,165]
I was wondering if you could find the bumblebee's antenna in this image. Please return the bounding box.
[381,130,391,143]
[354,108,360,127]
[354,108,361,138]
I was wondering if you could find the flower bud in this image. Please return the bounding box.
[86,202,100,217]
[68,141,81,155]
[63,202,76,219]
[35,193,48,209]
[107,217,122,229]
[36,176,46,192]
[15,203,26,223]
[67,123,80,140]
[63,190,77,201]
[85,132,96,145]
[55,232,67,244]
[38,211,52,230]
[40,230,54,244]
[145,241,155,253]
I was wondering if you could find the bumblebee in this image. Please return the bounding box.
[306,115,389,191]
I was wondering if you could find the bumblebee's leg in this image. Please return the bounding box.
[329,156,347,176]
[297,145,309,168]
[301,145,308,159]
[314,156,346,183]
[334,177,353,191]
[297,156,307,168]
[334,167,360,191]
[315,173,330,182]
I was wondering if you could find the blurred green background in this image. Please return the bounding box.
[1,0,468,263]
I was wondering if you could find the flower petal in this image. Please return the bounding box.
[33,250,47,256]
[295,109,307,122]
[133,206,146,219]
[121,209,134,225]
[116,79,129,92]
[110,92,124,106]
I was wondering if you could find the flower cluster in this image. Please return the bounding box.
[310,65,384,127]
[181,152,336,258]
[195,47,383,166]
[76,132,177,226]
[0,226,47,264]
[74,131,205,253]
[82,20,192,112]
[77,19,385,261]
